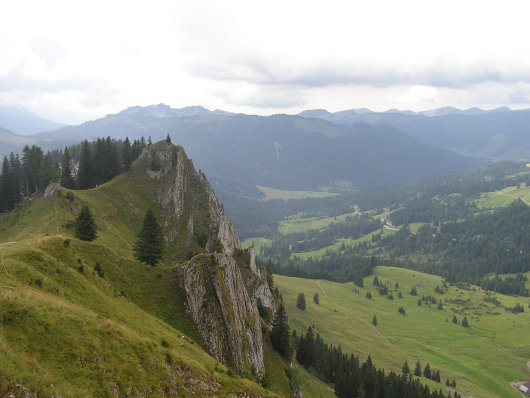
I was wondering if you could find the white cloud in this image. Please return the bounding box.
[2,0,530,123]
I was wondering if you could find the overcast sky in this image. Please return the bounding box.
[2,0,530,124]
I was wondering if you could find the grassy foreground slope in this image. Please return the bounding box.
[0,144,331,397]
[276,267,530,398]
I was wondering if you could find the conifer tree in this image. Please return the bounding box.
[296,292,306,310]
[77,140,93,189]
[75,206,97,241]
[0,157,10,211]
[134,208,163,266]
[372,315,377,326]
[271,303,291,358]
[414,361,422,376]
[61,147,74,188]
[423,363,431,378]
[402,360,410,374]
[121,137,132,171]
[461,316,469,327]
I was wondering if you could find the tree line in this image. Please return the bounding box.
[294,326,456,398]
[0,136,147,212]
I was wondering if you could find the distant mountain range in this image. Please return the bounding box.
[0,104,481,199]
[0,106,65,135]
[298,106,530,159]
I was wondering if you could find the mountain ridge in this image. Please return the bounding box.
[0,141,302,396]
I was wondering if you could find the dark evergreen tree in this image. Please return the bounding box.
[402,360,410,374]
[61,147,74,188]
[134,208,163,266]
[313,292,319,304]
[0,157,10,211]
[166,133,171,144]
[423,363,431,379]
[270,303,291,358]
[38,152,57,191]
[461,317,469,327]
[77,140,93,189]
[372,315,377,326]
[121,137,132,171]
[414,361,422,376]
[296,292,306,310]
[74,206,97,241]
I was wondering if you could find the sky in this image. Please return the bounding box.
[2,0,530,124]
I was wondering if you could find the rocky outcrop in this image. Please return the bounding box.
[140,142,241,256]
[141,142,275,374]
[178,253,264,373]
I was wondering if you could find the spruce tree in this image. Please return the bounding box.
[134,208,163,266]
[423,363,431,378]
[296,292,306,310]
[372,315,377,326]
[461,316,469,327]
[75,206,97,241]
[121,137,132,171]
[0,157,10,211]
[414,361,422,376]
[271,303,291,358]
[77,140,93,189]
[61,147,74,188]
[402,360,410,374]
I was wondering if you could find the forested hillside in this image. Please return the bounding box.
[249,161,530,294]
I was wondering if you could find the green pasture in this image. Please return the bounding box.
[257,185,338,201]
[278,211,359,235]
[276,267,530,398]
[290,228,394,260]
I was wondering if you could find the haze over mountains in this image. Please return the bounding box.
[0,106,65,135]
[299,106,530,159]
[0,104,484,200]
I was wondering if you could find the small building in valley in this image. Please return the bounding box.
[520,381,530,395]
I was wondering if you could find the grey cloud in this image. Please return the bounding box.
[187,54,530,89]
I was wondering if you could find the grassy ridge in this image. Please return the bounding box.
[276,267,530,398]
[0,147,330,396]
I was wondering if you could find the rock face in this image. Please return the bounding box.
[140,142,275,373]
[178,253,265,373]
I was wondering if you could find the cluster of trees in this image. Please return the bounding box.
[0,146,58,212]
[76,137,146,189]
[272,253,377,285]
[452,315,469,327]
[294,327,453,398]
[0,137,147,213]
[480,274,528,296]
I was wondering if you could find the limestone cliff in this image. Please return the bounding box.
[140,142,275,373]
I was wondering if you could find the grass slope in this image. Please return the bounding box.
[275,267,530,398]
[0,147,327,396]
